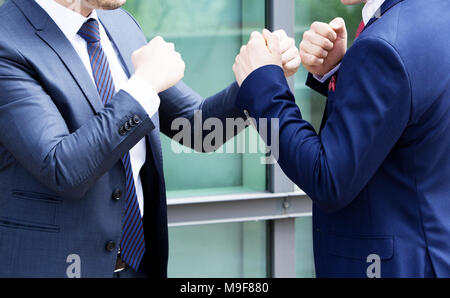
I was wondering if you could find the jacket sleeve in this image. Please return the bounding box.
[0,43,155,200]
[305,72,332,97]
[158,80,246,153]
[236,37,412,213]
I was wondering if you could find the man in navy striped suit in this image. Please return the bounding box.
[0,0,300,278]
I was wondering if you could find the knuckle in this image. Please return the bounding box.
[299,51,307,61]
[311,21,323,30]
[320,39,328,48]
[311,21,319,28]
[304,30,313,41]
[299,41,306,51]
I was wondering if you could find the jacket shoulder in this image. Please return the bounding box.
[363,0,450,123]
[97,8,146,41]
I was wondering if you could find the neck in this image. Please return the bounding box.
[54,0,93,17]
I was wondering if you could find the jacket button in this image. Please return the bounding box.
[105,241,116,252]
[119,126,126,136]
[124,121,132,131]
[132,115,141,125]
[112,189,122,201]
[128,119,136,128]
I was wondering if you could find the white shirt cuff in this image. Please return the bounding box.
[313,63,341,83]
[122,75,160,118]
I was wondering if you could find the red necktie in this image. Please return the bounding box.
[355,20,365,39]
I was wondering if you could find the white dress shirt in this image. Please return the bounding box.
[36,0,159,216]
[314,0,386,83]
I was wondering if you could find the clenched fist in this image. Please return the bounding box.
[300,17,347,76]
[273,29,301,77]
[233,30,282,86]
[132,36,185,93]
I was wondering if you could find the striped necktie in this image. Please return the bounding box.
[78,18,146,271]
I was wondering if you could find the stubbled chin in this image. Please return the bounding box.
[85,0,126,10]
[341,0,363,5]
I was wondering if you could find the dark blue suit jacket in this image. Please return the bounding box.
[0,0,242,277]
[237,0,450,277]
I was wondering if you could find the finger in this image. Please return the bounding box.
[262,28,272,41]
[300,40,329,59]
[250,31,263,41]
[273,29,288,40]
[273,29,294,52]
[133,47,143,56]
[282,47,300,64]
[153,35,164,43]
[310,22,337,41]
[303,30,334,51]
[263,29,281,54]
[300,51,324,66]
[248,32,268,50]
[273,30,290,50]
[329,17,347,40]
[284,56,301,70]
[279,37,295,53]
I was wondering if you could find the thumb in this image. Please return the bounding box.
[329,17,347,40]
[262,29,280,54]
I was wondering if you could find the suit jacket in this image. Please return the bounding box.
[0,0,242,278]
[237,0,450,277]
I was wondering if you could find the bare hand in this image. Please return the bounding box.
[132,36,185,93]
[233,30,282,86]
[299,17,347,76]
[272,30,301,77]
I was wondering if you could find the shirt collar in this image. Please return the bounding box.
[35,0,99,41]
[362,0,385,25]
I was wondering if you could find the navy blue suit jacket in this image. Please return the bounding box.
[237,0,450,277]
[0,0,242,277]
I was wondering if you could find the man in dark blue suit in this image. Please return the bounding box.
[0,0,300,278]
[233,0,450,277]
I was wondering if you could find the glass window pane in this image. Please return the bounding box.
[123,0,267,198]
[168,221,267,278]
[295,217,315,277]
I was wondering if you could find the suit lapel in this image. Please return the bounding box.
[363,0,404,33]
[35,29,104,114]
[321,0,405,133]
[96,11,135,78]
[13,0,103,114]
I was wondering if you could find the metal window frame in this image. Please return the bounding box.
[167,0,308,278]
